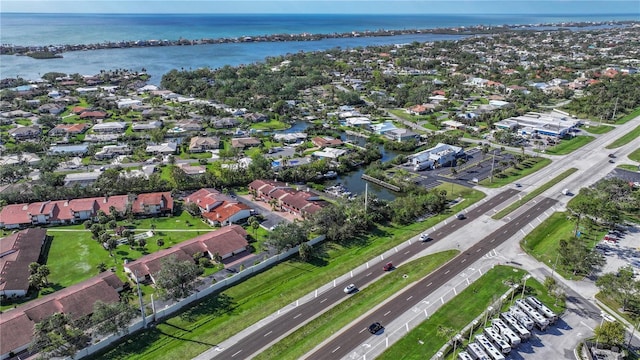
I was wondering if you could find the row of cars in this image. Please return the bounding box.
[458,296,558,360]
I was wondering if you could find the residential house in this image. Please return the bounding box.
[79,111,108,120]
[0,271,124,360]
[243,112,268,123]
[312,147,347,159]
[231,137,261,149]
[0,228,48,298]
[124,225,248,283]
[94,144,131,160]
[0,153,41,167]
[48,123,90,136]
[131,192,174,216]
[8,126,41,140]
[442,120,467,130]
[311,136,343,148]
[171,120,203,132]
[189,136,220,153]
[177,163,207,176]
[116,98,142,109]
[184,188,251,226]
[49,143,89,156]
[132,120,163,132]
[273,133,307,143]
[407,104,435,115]
[146,142,177,155]
[91,121,127,134]
[212,117,239,129]
[37,103,65,115]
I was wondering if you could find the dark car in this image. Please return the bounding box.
[368,322,384,334]
[383,262,394,271]
[456,213,466,220]
[608,153,616,158]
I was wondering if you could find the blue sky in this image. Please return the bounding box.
[1,0,639,14]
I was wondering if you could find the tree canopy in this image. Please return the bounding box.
[154,256,203,301]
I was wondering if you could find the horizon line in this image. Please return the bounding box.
[2,11,638,15]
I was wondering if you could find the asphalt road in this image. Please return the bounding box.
[211,189,521,359]
[307,196,557,360]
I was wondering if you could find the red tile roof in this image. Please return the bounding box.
[0,203,31,227]
[202,201,250,223]
[0,312,34,356]
[79,111,107,119]
[184,188,224,210]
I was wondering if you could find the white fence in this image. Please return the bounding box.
[73,235,325,359]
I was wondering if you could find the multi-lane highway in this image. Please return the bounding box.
[307,197,557,359]
[211,189,521,359]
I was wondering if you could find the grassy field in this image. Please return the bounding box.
[492,168,578,220]
[615,107,640,125]
[479,157,551,188]
[619,164,640,172]
[606,124,640,149]
[255,250,459,360]
[541,135,594,155]
[629,148,640,162]
[521,212,605,280]
[378,266,564,360]
[581,124,614,134]
[89,186,485,360]
[250,119,289,131]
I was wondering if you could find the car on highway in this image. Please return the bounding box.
[383,262,394,271]
[608,153,616,158]
[419,233,432,242]
[343,284,357,294]
[456,213,466,220]
[515,183,522,188]
[609,159,615,163]
[368,322,384,334]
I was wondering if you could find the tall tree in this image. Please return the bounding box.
[596,266,640,313]
[30,313,89,359]
[91,301,137,336]
[154,255,203,301]
[594,320,626,346]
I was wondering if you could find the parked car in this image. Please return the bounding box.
[383,262,394,271]
[344,284,357,294]
[368,322,384,334]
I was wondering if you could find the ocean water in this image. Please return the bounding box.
[0,13,637,83]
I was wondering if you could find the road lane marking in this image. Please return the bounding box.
[407,295,413,301]
[503,230,508,234]
[232,350,243,357]
[461,258,467,263]
[264,331,272,337]
[294,313,301,319]
[445,270,450,274]
[320,298,327,303]
[360,328,367,333]
[366,272,372,276]
[490,239,495,243]
[384,311,391,316]
[332,346,341,353]
[404,250,410,255]
[476,248,481,252]
[427,282,432,287]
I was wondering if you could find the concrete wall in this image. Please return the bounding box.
[72,235,325,360]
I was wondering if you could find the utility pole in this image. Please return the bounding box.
[611,97,619,121]
[135,271,147,328]
[490,148,496,183]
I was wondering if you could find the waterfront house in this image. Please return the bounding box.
[384,128,418,142]
[312,136,343,148]
[231,137,261,149]
[248,179,327,217]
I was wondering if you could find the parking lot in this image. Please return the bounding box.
[595,223,640,276]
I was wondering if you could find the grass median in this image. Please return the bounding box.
[492,167,578,220]
[479,157,551,188]
[254,250,458,360]
[629,148,640,162]
[606,123,640,149]
[90,187,485,360]
[378,266,564,360]
[541,135,594,155]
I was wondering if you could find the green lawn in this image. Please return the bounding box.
[255,250,459,360]
[479,157,551,188]
[581,124,614,135]
[89,187,486,360]
[492,168,578,219]
[629,148,640,162]
[250,119,289,131]
[541,135,594,155]
[521,212,605,280]
[378,266,564,360]
[606,124,640,149]
[615,107,640,125]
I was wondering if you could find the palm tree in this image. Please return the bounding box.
[37,265,50,285]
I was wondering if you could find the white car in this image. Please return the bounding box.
[419,233,432,242]
[344,284,357,294]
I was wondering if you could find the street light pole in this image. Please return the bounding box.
[521,275,531,299]
[551,253,560,279]
[469,320,479,342]
[511,284,519,303]
[484,306,494,328]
